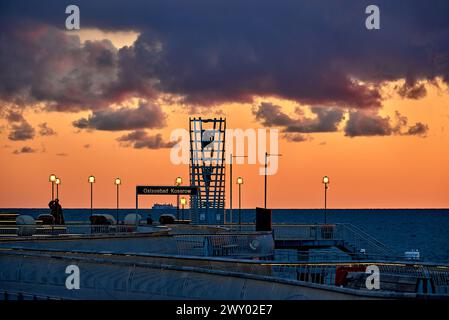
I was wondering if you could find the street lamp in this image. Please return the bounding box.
[115,178,121,224]
[49,174,56,201]
[322,176,330,224]
[180,197,187,221]
[237,177,243,227]
[175,176,182,220]
[55,177,61,199]
[229,154,247,225]
[88,175,95,221]
[264,152,282,209]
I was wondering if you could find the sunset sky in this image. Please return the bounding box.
[0,1,448,209]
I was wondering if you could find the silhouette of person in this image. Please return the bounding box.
[49,199,65,225]
[47,200,56,224]
[54,199,65,225]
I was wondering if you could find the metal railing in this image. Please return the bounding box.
[0,223,139,236]
[229,223,397,257]
[223,223,399,261]
[336,223,398,257]
[173,232,274,258]
[0,222,427,264]
[4,246,448,296]
[1,229,449,296]
[268,261,449,295]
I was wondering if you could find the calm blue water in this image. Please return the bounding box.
[1,208,449,263]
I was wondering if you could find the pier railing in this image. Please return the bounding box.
[334,223,399,257]
[269,261,449,295]
[0,223,141,236]
[173,232,274,258]
[0,222,420,263]
[224,223,398,259]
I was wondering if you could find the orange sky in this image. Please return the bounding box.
[1,83,448,209]
[1,31,448,209]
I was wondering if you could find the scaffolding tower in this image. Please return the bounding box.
[189,117,226,224]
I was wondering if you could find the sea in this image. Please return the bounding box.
[1,208,448,263]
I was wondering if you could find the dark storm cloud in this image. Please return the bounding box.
[285,107,345,133]
[117,130,176,149]
[13,146,36,154]
[1,0,449,111]
[253,102,344,133]
[252,102,295,127]
[344,110,429,137]
[73,101,166,131]
[8,120,35,141]
[0,24,157,112]
[344,111,393,137]
[396,80,427,100]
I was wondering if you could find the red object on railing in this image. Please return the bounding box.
[335,266,366,286]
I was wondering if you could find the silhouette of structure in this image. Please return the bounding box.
[189,118,226,224]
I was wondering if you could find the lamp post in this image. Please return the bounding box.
[55,177,61,199]
[180,197,187,221]
[322,176,329,224]
[229,154,247,225]
[115,178,121,224]
[264,152,282,209]
[49,174,56,201]
[237,177,243,227]
[175,176,182,220]
[88,175,95,222]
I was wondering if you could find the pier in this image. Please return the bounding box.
[1,211,449,299]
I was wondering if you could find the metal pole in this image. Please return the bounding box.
[182,206,184,220]
[116,184,119,224]
[52,182,54,201]
[324,185,327,224]
[230,153,233,225]
[135,192,138,229]
[264,152,267,209]
[90,183,93,221]
[238,182,242,227]
[177,194,180,220]
[56,184,59,199]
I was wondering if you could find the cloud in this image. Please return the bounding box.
[282,133,311,143]
[0,24,156,112]
[73,101,166,131]
[344,110,429,137]
[84,144,91,148]
[344,111,393,137]
[407,122,429,136]
[397,80,427,100]
[38,122,56,136]
[5,110,24,122]
[56,153,68,156]
[13,146,36,154]
[117,130,176,149]
[2,1,449,113]
[253,102,345,133]
[8,120,35,141]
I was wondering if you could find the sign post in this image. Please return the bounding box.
[135,186,198,224]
